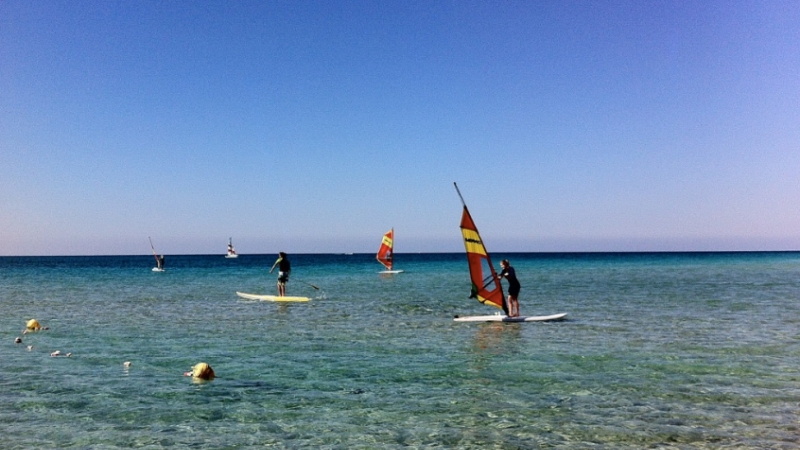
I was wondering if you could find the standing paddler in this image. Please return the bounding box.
[269,252,291,297]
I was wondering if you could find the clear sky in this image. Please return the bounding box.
[2,0,799,256]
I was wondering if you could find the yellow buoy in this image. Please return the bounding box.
[191,362,215,380]
[26,319,41,331]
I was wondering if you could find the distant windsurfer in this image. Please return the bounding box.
[157,255,165,270]
[498,259,520,317]
[269,252,291,296]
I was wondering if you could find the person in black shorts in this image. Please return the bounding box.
[269,252,291,296]
[498,259,521,317]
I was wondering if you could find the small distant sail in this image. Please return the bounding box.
[376,229,395,271]
[226,237,238,258]
[149,237,165,271]
[455,183,507,314]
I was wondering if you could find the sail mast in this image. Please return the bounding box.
[148,237,159,265]
[388,228,394,271]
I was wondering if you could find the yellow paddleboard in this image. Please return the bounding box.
[236,292,310,302]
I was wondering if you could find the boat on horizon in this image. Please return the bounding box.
[225,238,238,258]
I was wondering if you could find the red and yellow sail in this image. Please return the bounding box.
[457,186,507,313]
[376,228,394,270]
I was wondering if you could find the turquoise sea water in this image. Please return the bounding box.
[1,252,799,449]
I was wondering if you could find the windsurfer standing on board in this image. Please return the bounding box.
[498,259,520,317]
[269,252,291,296]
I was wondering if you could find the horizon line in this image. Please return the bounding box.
[2,249,800,258]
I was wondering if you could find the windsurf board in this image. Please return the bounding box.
[453,313,567,322]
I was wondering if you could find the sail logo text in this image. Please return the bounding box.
[464,238,482,245]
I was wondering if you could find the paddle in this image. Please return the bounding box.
[295,280,320,290]
[267,279,320,291]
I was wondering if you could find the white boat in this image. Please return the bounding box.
[225,237,238,258]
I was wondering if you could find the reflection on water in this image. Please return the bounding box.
[467,322,523,375]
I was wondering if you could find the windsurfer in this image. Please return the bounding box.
[269,252,291,296]
[498,259,521,317]
[157,255,165,270]
[376,229,396,271]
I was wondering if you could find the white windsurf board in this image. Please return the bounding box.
[453,313,567,322]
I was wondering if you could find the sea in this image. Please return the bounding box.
[1,252,799,449]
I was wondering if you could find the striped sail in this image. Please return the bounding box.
[456,184,507,314]
[376,229,394,270]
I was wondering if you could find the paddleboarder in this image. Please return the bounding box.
[269,252,291,296]
[498,259,521,317]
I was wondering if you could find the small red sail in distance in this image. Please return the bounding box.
[376,228,395,271]
[455,183,507,313]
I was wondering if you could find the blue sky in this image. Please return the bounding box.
[2,0,799,255]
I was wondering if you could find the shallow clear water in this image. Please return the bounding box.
[2,252,799,449]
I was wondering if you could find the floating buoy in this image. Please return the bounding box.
[188,362,215,380]
[26,319,41,331]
